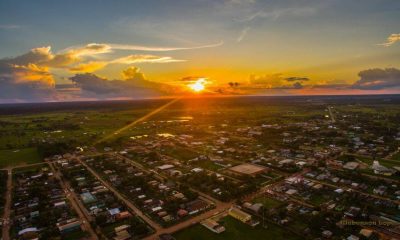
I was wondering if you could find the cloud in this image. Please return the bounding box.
[74,43,111,56]
[113,55,185,64]
[226,0,255,4]
[121,66,147,81]
[0,24,21,29]
[237,27,250,43]
[69,67,171,98]
[0,40,213,77]
[180,76,206,82]
[352,68,400,90]
[285,77,309,82]
[0,44,107,71]
[292,82,303,89]
[69,73,120,95]
[1,40,222,71]
[0,39,224,101]
[248,73,308,89]
[68,61,107,72]
[100,41,223,52]
[55,41,220,70]
[239,7,316,22]
[379,33,400,47]
[0,62,56,100]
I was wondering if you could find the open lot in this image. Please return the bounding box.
[173,216,302,240]
[0,148,41,168]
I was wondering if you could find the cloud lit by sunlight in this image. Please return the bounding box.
[188,78,207,92]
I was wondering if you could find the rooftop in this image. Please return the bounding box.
[229,163,267,175]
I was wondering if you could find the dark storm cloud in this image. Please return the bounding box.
[352,68,400,90]
[69,67,171,98]
[180,76,205,82]
[0,79,55,101]
[292,82,303,89]
[0,49,56,101]
[285,77,309,82]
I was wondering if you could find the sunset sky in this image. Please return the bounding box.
[0,0,399,102]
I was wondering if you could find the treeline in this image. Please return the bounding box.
[37,139,78,158]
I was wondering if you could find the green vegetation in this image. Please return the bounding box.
[161,145,198,161]
[308,193,332,206]
[253,196,283,209]
[0,147,42,168]
[173,216,302,240]
[392,152,400,161]
[62,230,89,240]
[194,160,224,171]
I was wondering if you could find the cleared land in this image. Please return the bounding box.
[173,216,302,240]
[0,148,41,168]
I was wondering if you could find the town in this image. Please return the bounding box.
[0,95,399,240]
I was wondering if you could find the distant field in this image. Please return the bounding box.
[173,216,302,240]
[0,147,42,168]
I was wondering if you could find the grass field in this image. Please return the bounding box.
[0,147,42,168]
[173,216,302,240]
[392,152,400,161]
[253,196,283,209]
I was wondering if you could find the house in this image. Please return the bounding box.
[177,209,188,218]
[343,162,359,170]
[157,164,174,171]
[373,186,387,195]
[201,218,226,233]
[116,211,131,220]
[286,189,298,195]
[115,224,130,233]
[185,199,208,215]
[108,208,121,216]
[56,219,81,233]
[359,229,373,238]
[191,168,203,173]
[279,159,294,165]
[243,202,263,213]
[322,230,333,238]
[162,215,173,222]
[81,192,97,204]
[228,163,267,177]
[371,161,396,176]
[346,235,359,240]
[18,227,38,236]
[152,206,163,213]
[157,211,168,217]
[229,207,251,223]
[54,201,66,208]
[114,230,131,240]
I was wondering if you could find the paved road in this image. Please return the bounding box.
[327,106,336,123]
[115,153,226,204]
[1,168,12,240]
[81,153,235,239]
[77,157,163,231]
[306,177,400,205]
[1,163,48,240]
[0,161,47,171]
[143,202,232,240]
[328,163,400,184]
[145,170,310,239]
[48,161,99,240]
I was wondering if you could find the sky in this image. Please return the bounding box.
[0,0,399,102]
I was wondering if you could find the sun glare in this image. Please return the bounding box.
[188,78,206,92]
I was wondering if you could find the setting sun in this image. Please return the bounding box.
[188,78,206,92]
